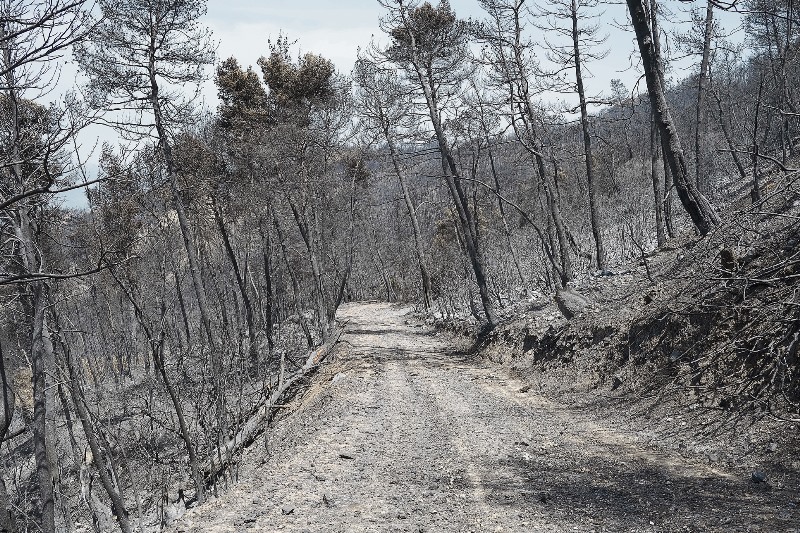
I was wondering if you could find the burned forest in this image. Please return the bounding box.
[2,1,800,531]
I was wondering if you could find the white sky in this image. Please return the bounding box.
[204,0,745,102]
[205,0,631,108]
[57,0,746,208]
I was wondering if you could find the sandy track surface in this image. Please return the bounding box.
[171,302,797,532]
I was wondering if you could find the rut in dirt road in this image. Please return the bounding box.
[172,302,797,533]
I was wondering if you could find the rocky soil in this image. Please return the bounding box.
[168,302,798,532]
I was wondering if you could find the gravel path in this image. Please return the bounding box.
[170,302,797,532]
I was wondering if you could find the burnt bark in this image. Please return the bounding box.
[571,0,607,269]
[286,194,328,336]
[694,0,714,192]
[0,342,16,533]
[56,311,131,533]
[713,91,749,183]
[651,119,667,248]
[105,267,206,505]
[399,22,497,328]
[258,218,275,354]
[385,130,433,309]
[507,2,573,285]
[211,195,258,367]
[272,211,315,348]
[628,0,719,235]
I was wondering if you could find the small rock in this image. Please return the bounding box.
[339,453,355,460]
[751,471,768,483]
[518,385,532,393]
[555,288,591,319]
[611,376,623,391]
[281,507,295,515]
[767,442,778,453]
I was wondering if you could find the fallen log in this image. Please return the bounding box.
[202,325,344,481]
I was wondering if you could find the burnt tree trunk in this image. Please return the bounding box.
[628,0,719,235]
[651,119,667,248]
[211,195,258,367]
[695,0,714,192]
[571,0,607,269]
[60,324,132,533]
[146,31,224,438]
[407,47,497,328]
[385,132,433,309]
[0,341,16,533]
[713,91,749,183]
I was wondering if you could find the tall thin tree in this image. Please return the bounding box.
[380,0,498,328]
[627,0,720,235]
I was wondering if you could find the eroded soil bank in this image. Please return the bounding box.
[170,302,798,533]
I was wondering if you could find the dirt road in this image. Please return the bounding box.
[172,302,797,532]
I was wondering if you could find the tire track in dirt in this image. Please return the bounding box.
[170,302,797,533]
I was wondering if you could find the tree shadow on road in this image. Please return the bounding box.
[478,450,797,532]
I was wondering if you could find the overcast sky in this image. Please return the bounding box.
[205,0,637,104]
[204,1,744,101]
[57,0,745,208]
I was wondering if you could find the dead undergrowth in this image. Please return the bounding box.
[467,169,800,489]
